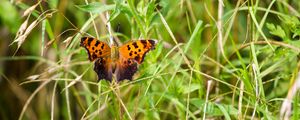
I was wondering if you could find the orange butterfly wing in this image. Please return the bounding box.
[115,39,157,81]
[80,37,111,61]
[80,37,113,81]
[118,39,157,64]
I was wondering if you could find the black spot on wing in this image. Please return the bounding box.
[95,41,100,47]
[134,55,140,62]
[140,40,147,48]
[127,45,131,50]
[148,40,156,47]
[132,42,138,48]
[128,59,132,64]
[87,38,93,46]
[101,44,104,49]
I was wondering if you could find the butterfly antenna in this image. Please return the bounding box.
[116,23,121,33]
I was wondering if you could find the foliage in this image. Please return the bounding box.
[1,0,300,119]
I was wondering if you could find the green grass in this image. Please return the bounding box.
[1,0,300,119]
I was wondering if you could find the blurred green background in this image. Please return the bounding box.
[1,0,300,119]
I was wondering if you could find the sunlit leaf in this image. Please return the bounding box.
[266,23,286,40]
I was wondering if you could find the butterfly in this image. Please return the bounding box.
[80,37,157,82]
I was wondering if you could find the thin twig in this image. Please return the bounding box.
[84,0,99,39]
[239,40,300,52]
[106,12,114,46]
[203,80,213,120]
[238,79,244,119]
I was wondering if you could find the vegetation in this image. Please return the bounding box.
[1,0,300,119]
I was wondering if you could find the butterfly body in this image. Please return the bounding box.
[110,45,119,62]
[80,37,156,82]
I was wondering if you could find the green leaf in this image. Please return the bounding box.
[266,23,286,40]
[279,16,300,39]
[146,1,156,20]
[292,29,300,38]
[108,8,120,22]
[108,1,132,22]
[216,104,233,120]
[159,0,171,15]
[75,2,115,13]
[280,16,300,29]
[183,84,200,94]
